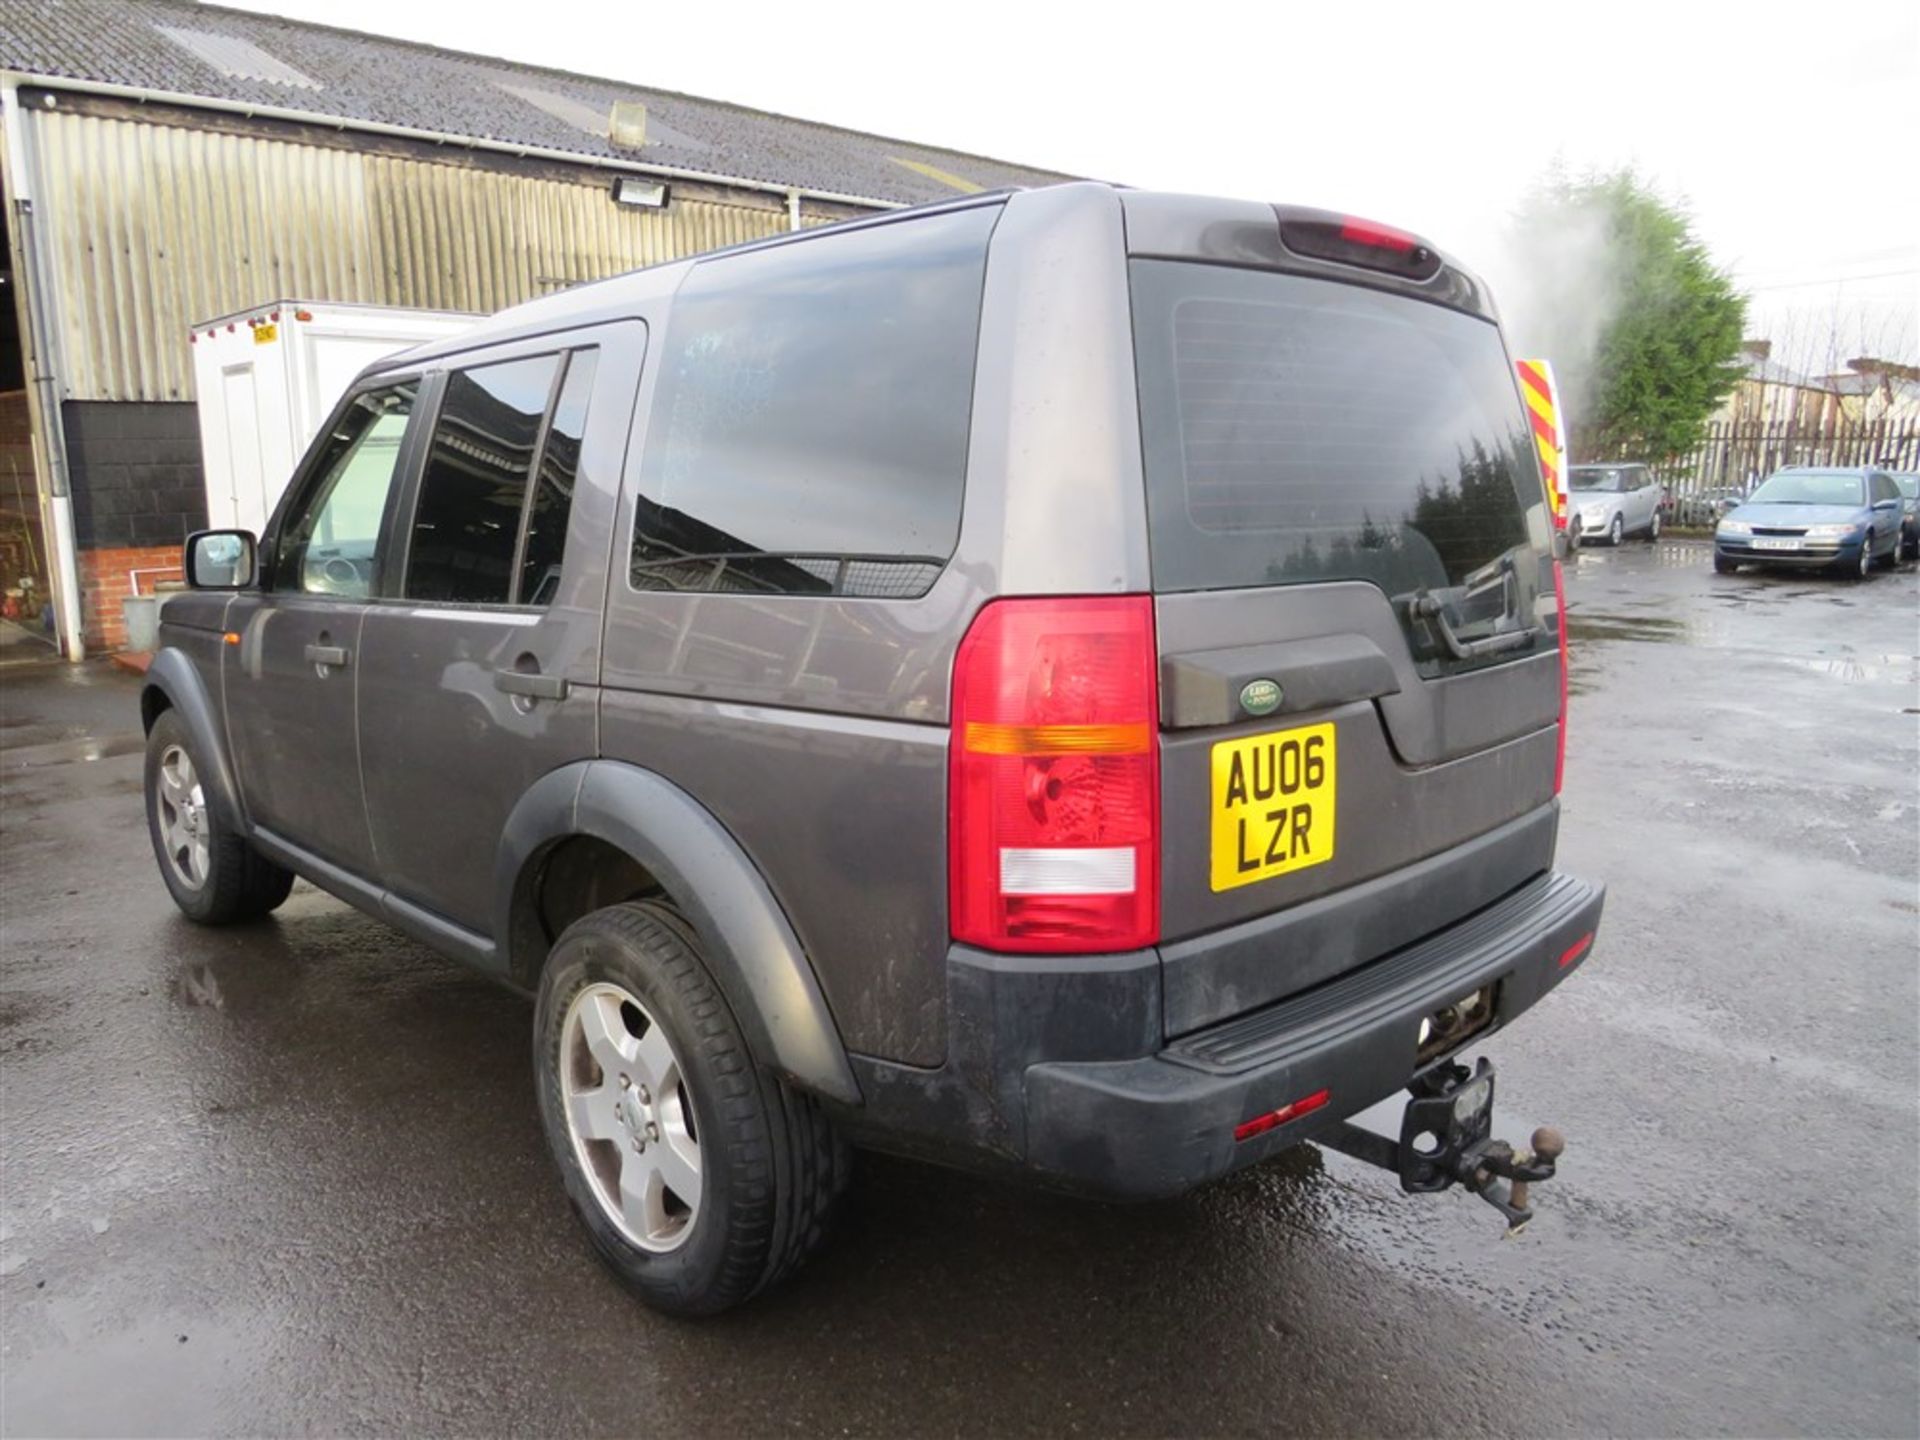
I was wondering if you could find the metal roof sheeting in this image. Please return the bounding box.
[1,0,1075,204]
[26,106,792,401]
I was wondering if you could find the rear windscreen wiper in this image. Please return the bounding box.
[1399,554,1537,662]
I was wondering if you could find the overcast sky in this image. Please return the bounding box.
[224,0,1920,368]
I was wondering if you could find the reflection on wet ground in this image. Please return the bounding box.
[1567,542,1920,689]
[3,549,1917,1437]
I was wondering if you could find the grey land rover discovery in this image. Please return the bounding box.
[145,183,1605,1315]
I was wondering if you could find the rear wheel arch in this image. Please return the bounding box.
[495,762,861,1106]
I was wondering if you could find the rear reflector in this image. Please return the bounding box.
[950,596,1160,954]
[1234,1088,1331,1143]
[1277,207,1442,281]
[1558,932,1593,969]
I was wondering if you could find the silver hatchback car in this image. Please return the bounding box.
[1569,463,1663,546]
[143,184,1604,1313]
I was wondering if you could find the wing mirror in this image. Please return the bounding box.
[185,529,258,590]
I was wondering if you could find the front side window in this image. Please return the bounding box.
[630,205,998,598]
[405,356,561,605]
[274,382,418,597]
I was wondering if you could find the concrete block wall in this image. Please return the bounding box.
[62,401,205,651]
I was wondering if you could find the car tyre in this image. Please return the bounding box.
[145,709,295,924]
[1713,554,1739,575]
[533,901,849,1317]
[1608,514,1624,546]
[1647,510,1661,542]
[1848,535,1874,581]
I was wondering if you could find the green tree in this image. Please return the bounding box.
[1508,169,1747,459]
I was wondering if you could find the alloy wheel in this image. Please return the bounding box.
[560,982,703,1253]
[155,744,210,890]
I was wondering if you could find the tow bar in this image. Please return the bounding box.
[1322,1058,1565,1234]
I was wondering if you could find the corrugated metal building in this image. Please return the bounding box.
[0,0,1071,655]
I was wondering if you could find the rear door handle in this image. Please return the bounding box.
[304,643,349,668]
[494,669,569,701]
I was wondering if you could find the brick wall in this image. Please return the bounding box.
[63,401,207,550]
[62,401,205,651]
[78,544,185,652]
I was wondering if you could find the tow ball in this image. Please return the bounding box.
[1323,1058,1566,1234]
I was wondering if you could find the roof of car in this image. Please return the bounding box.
[382,189,1030,370]
[0,0,1080,205]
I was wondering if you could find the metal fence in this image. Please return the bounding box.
[1596,420,1920,526]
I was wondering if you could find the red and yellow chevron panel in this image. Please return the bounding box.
[1515,359,1569,527]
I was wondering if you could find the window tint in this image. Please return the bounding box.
[274,382,417,597]
[405,355,560,605]
[518,350,596,607]
[1131,260,1546,677]
[630,205,997,598]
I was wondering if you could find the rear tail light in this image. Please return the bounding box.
[1277,207,1443,281]
[949,596,1160,954]
[1552,559,1569,794]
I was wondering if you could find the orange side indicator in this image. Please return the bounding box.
[223,632,241,645]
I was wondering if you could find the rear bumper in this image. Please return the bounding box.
[843,871,1604,1200]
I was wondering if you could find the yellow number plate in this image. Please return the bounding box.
[1209,722,1337,892]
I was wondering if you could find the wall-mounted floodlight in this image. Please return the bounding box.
[610,176,670,209]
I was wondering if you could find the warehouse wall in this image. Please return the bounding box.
[22,104,799,404]
[17,99,835,648]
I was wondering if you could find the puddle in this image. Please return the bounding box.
[1564,612,1730,646]
[1772,656,1920,684]
[2,734,145,770]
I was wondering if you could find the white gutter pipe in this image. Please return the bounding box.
[0,74,86,660]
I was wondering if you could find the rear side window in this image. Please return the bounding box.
[406,355,561,604]
[630,205,997,598]
[1131,261,1548,673]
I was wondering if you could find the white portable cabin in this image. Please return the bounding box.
[190,301,476,535]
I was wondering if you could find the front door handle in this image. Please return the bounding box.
[304,643,349,668]
[494,669,569,701]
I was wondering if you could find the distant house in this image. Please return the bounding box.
[1713,340,1846,432]
[1817,359,1920,427]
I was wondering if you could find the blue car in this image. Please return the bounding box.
[1713,466,1906,579]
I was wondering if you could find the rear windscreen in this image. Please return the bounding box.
[1132,261,1552,671]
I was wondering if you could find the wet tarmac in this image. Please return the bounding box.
[2,540,1916,1436]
